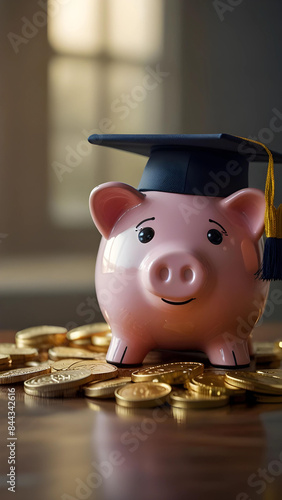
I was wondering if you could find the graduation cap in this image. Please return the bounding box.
[88,133,282,281]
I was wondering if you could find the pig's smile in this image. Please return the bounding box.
[161,298,196,306]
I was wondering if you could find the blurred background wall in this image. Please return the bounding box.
[0,0,282,331]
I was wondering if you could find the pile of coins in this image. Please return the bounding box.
[0,324,282,410]
[0,354,11,371]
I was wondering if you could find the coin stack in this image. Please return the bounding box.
[0,343,39,366]
[0,323,282,413]
[0,354,11,371]
[66,323,111,351]
[15,326,68,351]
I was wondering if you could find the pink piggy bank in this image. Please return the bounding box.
[89,183,269,367]
[88,134,272,367]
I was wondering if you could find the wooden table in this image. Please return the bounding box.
[1,324,282,500]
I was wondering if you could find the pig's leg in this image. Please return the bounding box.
[106,334,154,366]
[205,333,250,367]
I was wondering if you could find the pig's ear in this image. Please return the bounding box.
[89,182,145,238]
[219,188,265,239]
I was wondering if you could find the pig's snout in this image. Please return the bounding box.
[142,251,207,301]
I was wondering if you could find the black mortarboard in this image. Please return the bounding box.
[88,133,282,280]
[88,133,282,197]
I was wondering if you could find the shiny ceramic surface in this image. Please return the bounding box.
[90,182,269,367]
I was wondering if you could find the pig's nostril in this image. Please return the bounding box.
[182,267,194,283]
[159,267,170,281]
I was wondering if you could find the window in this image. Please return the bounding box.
[48,0,165,228]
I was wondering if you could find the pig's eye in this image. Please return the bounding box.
[138,227,155,244]
[207,229,223,245]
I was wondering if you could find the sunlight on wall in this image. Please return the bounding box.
[48,57,105,228]
[47,0,164,228]
[48,0,104,55]
[106,0,163,61]
[48,0,163,60]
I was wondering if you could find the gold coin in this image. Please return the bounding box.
[188,373,246,398]
[225,371,282,395]
[48,346,106,361]
[131,362,204,384]
[86,344,108,353]
[24,385,80,398]
[169,388,229,409]
[91,331,112,347]
[0,364,51,384]
[51,359,118,381]
[24,369,93,396]
[0,354,11,370]
[256,369,282,379]
[115,382,171,408]
[84,377,132,398]
[67,323,111,342]
[15,325,67,349]
[25,361,43,367]
[50,358,103,371]
[0,344,38,361]
[253,342,281,364]
[68,339,92,346]
[0,354,10,364]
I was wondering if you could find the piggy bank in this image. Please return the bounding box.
[89,182,269,367]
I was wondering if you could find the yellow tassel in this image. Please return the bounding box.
[237,136,282,239]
